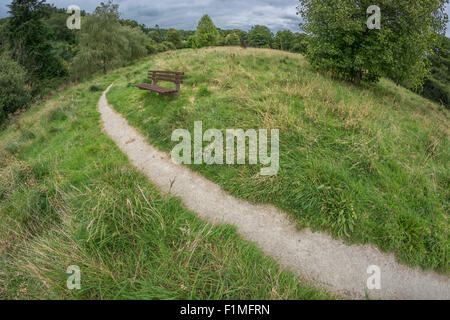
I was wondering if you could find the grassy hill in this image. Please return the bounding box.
[0,46,448,299]
[0,69,331,299]
[106,47,449,273]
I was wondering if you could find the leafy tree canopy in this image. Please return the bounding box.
[248,25,273,48]
[5,0,66,80]
[192,14,220,48]
[166,28,183,48]
[273,30,295,51]
[224,33,240,46]
[298,0,449,87]
[70,1,147,79]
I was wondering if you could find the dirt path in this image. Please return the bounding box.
[98,85,449,300]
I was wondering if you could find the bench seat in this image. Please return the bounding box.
[136,83,178,95]
[136,70,185,96]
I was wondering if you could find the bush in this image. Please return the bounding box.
[421,77,450,107]
[162,41,176,51]
[166,28,183,49]
[225,33,240,46]
[0,55,31,123]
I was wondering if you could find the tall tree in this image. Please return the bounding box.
[247,25,273,48]
[5,0,65,79]
[191,15,220,48]
[298,0,449,87]
[70,1,147,79]
[273,30,295,51]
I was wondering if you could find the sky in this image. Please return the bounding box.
[0,0,449,35]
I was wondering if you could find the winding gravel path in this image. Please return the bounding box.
[99,84,449,300]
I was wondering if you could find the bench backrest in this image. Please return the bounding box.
[148,70,184,84]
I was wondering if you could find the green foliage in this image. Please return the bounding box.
[298,0,449,87]
[4,0,66,80]
[290,33,309,54]
[70,1,148,80]
[0,55,31,123]
[419,35,450,107]
[191,15,220,48]
[248,25,273,48]
[123,25,149,60]
[166,28,183,49]
[224,33,240,46]
[0,18,8,56]
[273,30,295,51]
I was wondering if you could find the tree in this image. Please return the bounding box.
[191,15,220,48]
[5,0,66,80]
[123,26,149,60]
[0,18,8,56]
[298,0,449,87]
[0,54,31,123]
[273,30,295,51]
[290,33,309,54]
[70,1,147,79]
[247,25,273,48]
[166,28,183,48]
[419,35,450,107]
[224,33,240,46]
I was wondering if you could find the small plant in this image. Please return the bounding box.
[20,129,36,141]
[5,142,19,155]
[47,108,68,122]
[89,85,103,92]
[197,85,212,97]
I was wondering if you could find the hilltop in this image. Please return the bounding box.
[0,47,448,299]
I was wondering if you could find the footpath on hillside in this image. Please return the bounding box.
[98,84,449,300]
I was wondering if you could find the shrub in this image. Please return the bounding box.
[421,77,450,107]
[89,85,103,92]
[166,28,183,49]
[225,33,240,46]
[0,55,31,123]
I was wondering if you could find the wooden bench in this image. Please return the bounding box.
[136,70,184,96]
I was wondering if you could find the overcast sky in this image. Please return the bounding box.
[0,0,449,35]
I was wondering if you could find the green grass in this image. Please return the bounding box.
[107,47,449,273]
[0,64,332,299]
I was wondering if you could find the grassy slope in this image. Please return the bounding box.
[107,47,449,273]
[0,70,331,299]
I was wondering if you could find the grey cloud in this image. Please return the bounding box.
[0,0,449,35]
